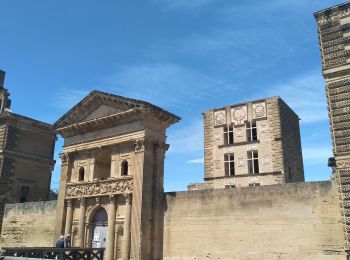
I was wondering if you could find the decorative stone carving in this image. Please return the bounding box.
[236,128,243,137]
[213,110,226,126]
[134,137,155,152]
[253,102,267,119]
[66,177,133,199]
[59,153,71,164]
[123,193,132,204]
[231,106,247,125]
[338,160,350,169]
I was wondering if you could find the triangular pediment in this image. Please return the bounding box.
[53,91,147,129]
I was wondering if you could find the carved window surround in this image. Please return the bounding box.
[65,176,133,199]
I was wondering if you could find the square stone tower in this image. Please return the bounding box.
[315,3,350,251]
[189,96,304,190]
[0,70,56,230]
[53,91,179,260]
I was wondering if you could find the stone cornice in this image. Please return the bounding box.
[0,149,55,166]
[56,108,144,137]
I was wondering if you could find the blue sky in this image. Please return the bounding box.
[0,0,342,192]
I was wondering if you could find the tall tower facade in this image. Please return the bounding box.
[53,91,179,260]
[0,70,56,231]
[189,96,304,190]
[315,3,350,252]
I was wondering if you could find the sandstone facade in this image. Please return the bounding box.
[189,97,304,190]
[0,70,56,231]
[52,91,179,260]
[315,3,350,252]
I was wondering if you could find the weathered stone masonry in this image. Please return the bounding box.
[315,2,350,253]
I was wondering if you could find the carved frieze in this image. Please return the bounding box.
[252,102,267,119]
[65,177,133,199]
[231,106,247,125]
[213,110,226,126]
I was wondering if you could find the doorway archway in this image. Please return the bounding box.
[91,208,108,248]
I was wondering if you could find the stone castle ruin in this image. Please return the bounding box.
[0,2,349,260]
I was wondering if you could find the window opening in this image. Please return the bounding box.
[78,167,85,181]
[247,150,259,174]
[121,160,128,176]
[246,121,258,141]
[19,186,30,203]
[223,126,234,145]
[224,154,235,176]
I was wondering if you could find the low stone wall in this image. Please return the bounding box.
[0,201,57,248]
[163,181,346,260]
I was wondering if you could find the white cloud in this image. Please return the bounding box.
[167,120,203,154]
[187,158,204,164]
[265,72,328,124]
[105,63,227,110]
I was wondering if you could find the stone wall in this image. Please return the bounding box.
[0,201,57,248]
[163,181,346,260]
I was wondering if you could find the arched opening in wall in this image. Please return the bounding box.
[94,150,111,180]
[78,167,85,181]
[91,208,108,249]
[121,160,128,176]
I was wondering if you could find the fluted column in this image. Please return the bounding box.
[64,199,74,237]
[106,195,116,260]
[122,193,132,260]
[77,198,86,247]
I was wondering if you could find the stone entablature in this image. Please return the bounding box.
[65,177,133,199]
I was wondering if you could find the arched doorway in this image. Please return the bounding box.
[91,208,108,248]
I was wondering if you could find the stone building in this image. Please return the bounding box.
[52,90,179,260]
[189,96,304,190]
[0,70,56,230]
[315,3,350,252]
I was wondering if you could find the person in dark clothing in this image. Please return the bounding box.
[55,235,65,248]
[64,234,71,248]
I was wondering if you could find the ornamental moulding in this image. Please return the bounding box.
[65,177,133,199]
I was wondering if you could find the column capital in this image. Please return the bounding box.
[78,197,86,206]
[66,199,74,207]
[109,195,116,204]
[123,193,132,204]
[59,152,72,165]
[134,137,155,152]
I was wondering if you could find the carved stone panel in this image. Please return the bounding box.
[253,102,267,119]
[65,177,133,199]
[231,106,247,125]
[214,110,226,126]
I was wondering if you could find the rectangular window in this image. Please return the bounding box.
[224,153,235,176]
[247,150,259,174]
[246,121,257,141]
[223,126,234,145]
[19,186,30,203]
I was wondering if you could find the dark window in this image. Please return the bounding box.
[19,186,30,203]
[78,167,85,181]
[247,150,259,174]
[223,126,234,145]
[121,161,128,176]
[246,121,258,141]
[224,154,235,176]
